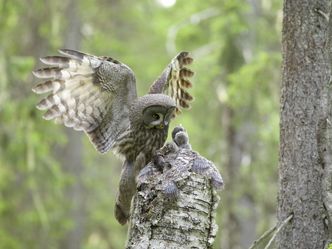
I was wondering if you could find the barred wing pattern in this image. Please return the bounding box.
[32,49,137,153]
[149,52,194,116]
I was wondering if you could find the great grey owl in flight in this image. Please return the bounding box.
[32,49,194,224]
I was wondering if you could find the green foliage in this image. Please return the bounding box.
[0,0,282,248]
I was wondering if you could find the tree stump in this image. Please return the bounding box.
[126,127,223,249]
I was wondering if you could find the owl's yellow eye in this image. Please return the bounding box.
[152,113,160,120]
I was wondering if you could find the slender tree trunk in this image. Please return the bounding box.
[219,36,245,249]
[277,1,331,248]
[221,107,242,249]
[58,1,86,248]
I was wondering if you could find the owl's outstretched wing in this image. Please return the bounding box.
[148,52,194,116]
[32,49,137,153]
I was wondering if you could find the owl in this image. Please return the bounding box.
[32,49,194,224]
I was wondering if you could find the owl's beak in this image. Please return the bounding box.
[164,106,176,126]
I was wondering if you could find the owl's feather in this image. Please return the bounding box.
[148,52,194,115]
[32,49,137,153]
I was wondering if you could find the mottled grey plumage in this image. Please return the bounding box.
[32,49,194,224]
[137,126,223,200]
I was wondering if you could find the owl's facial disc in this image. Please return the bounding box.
[143,105,175,129]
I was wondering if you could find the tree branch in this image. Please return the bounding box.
[248,214,293,249]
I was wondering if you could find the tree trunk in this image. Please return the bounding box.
[221,106,242,249]
[322,4,332,247]
[277,1,331,248]
[126,128,223,249]
[59,0,86,248]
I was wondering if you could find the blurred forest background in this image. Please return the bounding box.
[0,0,282,248]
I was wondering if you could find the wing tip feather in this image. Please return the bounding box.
[180,68,194,78]
[32,70,40,78]
[177,51,193,65]
[31,86,39,94]
[58,48,87,60]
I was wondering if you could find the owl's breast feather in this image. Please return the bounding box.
[114,126,169,162]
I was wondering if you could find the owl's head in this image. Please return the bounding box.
[130,94,176,129]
